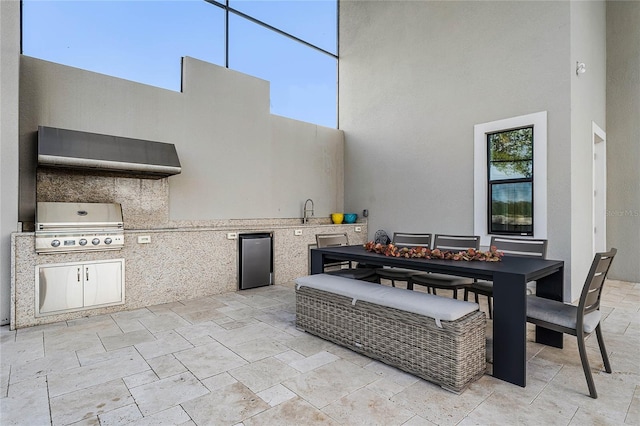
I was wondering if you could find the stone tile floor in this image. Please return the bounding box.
[1,279,638,425]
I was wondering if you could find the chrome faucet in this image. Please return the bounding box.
[303,199,314,224]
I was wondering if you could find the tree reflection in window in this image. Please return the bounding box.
[487,127,534,235]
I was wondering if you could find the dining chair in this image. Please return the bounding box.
[464,236,548,318]
[375,233,432,288]
[526,248,617,398]
[407,234,481,299]
[315,233,379,282]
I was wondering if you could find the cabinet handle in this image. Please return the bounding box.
[85,267,89,282]
[77,267,81,283]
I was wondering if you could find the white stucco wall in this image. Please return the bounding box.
[0,0,20,324]
[270,116,345,216]
[339,1,575,296]
[18,56,344,222]
[606,1,640,282]
[569,1,607,299]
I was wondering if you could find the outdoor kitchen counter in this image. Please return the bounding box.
[10,221,367,329]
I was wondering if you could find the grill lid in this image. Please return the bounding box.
[36,202,124,231]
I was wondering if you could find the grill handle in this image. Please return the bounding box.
[37,223,123,231]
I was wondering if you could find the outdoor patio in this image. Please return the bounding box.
[1,279,638,425]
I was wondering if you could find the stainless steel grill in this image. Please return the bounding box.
[35,202,124,254]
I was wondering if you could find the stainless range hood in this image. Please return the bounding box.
[38,126,181,178]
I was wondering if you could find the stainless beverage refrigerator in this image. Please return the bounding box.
[238,233,273,290]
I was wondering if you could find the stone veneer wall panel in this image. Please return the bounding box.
[37,169,170,229]
[11,223,367,329]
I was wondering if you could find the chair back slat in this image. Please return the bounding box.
[316,233,351,271]
[579,249,617,316]
[583,277,604,312]
[316,233,349,248]
[392,233,432,248]
[490,236,548,258]
[595,257,614,274]
[434,234,480,251]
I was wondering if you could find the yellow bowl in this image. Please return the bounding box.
[331,213,344,224]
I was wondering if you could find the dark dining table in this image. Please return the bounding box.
[310,244,565,387]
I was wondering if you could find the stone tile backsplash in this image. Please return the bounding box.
[37,169,170,229]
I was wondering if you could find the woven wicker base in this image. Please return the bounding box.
[296,286,486,393]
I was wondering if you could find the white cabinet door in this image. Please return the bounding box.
[83,261,123,307]
[37,259,124,316]
[38,264,84,314]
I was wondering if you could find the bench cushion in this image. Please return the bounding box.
[295,274,479,327]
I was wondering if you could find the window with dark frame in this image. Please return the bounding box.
[487,126,534,236]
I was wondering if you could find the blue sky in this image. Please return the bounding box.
[22,0,338,128]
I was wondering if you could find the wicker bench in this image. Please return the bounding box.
[295,274,486,393]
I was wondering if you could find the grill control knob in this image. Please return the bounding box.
[79,238,88,246]
[104,238,112,245]
[51,239,61,247]
[92,238,100,246]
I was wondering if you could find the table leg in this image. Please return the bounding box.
[534,268,564,348]
[492,271,527,387]
[310,250,324,275]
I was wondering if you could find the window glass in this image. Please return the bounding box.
[490,182,533,234]
[22,0,337,127]
[22,0,225,92]
[489,162,533,181]
[229,0,337,54]
[488,127,533,180]
[487,126,534,235]
[229,15,337,128]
